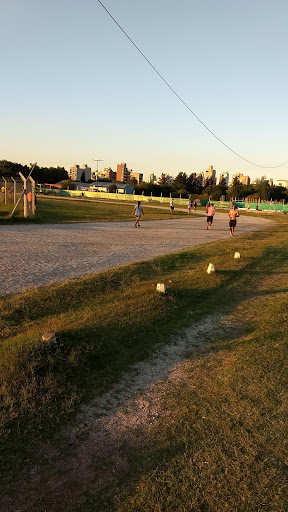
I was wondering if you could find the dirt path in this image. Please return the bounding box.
[0,213,270,296]
[1,313,240,512]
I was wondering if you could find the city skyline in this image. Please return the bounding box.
[1,1,288,183]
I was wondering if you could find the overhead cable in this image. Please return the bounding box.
[97,0,287,169]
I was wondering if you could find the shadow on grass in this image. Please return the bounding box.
[1,225,288,475]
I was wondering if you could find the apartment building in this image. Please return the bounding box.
[69,164,91,182]
[274,179,288,188]
[218,172,229,185]
[148,173,157,184]
[116,163,130,183]
[203,165,216,185]
[130,172,143,184]
[235,173,251,186]
[97,167,116,181]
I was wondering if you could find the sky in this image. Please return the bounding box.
[1,0,288,182]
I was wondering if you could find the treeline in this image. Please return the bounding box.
[0,160,68,183]
[134,172,288,202]
[1,161,287,202]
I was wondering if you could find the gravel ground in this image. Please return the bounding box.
[0,212,271,296]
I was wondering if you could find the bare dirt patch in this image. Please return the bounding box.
[0,313,245,512]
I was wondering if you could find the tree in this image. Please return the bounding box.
[173,172,188,189]
[186,173,203,195]
[0,160,29,178]
[228,177,244,200]
[217,177,228,199]
[174,188,188,198]
[269,185,286,202]
[129,177,138,186]
[33,166,68,184]
[255,180,270,201]
[158,173,168,186]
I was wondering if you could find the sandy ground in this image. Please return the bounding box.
[0,212,270,296]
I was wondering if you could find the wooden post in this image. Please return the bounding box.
[11,177,17,205]
[9,163,37,219]
[19,172,28,218]
[29,176,36,216]
[2,177,7,204]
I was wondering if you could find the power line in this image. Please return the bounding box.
[97,0,288,169]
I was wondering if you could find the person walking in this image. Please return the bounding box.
[27,190,32,210]
[132,201,144,227]
[187,199,192,215]
[170,198,174,213]
[206,202,215,229]
[193,199,197,212]
[228,204,239,236]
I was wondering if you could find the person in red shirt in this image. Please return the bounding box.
[206,203,215,230]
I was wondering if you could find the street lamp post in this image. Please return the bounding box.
[92,158,103,178]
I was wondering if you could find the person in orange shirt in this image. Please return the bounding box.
[27,190,32,209]
[206,203,215,230]
[228,205,239,236]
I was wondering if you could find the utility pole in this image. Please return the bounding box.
[92,158,103,178]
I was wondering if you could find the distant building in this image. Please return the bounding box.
[203,165,216,185]
[194,172,204,187]
[130,172,143,184]
[157,173,174,185]
[69,164,91,182]
[97,167,116,180]
[89,181,134,194]
[116,163,130,183]
[252,176,267,185]
[218,172,229,185]
[274,179,288,188]
[234,173,251,186]
[148,173,157,184]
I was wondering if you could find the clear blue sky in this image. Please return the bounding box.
[1,0,288,182]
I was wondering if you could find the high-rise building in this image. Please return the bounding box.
[97,167,116,180]
[116,163,130,183]
[233,173,251,186]
[218,172,229,185]
[148,173,157,184]
[203,165,216,185]
[69,164,91,182]
[130,172,143,184]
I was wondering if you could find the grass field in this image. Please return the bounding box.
[0,195,197,223]
[0,215,287,511]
